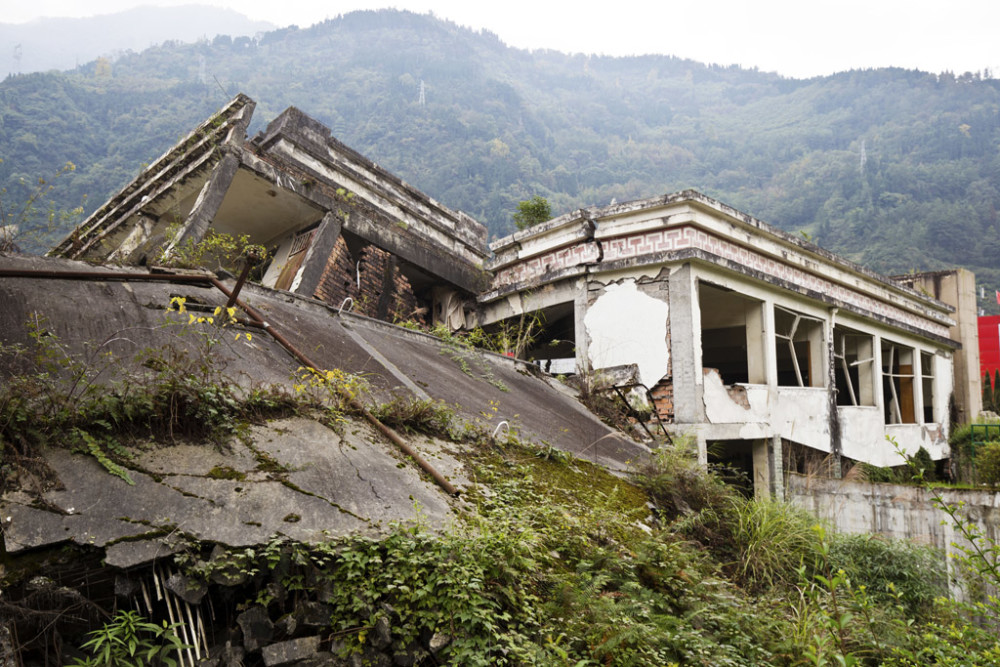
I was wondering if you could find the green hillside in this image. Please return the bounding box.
[3,9,1000,305]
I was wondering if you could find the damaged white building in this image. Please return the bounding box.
[479,191,976,495]
[49,95,979,496]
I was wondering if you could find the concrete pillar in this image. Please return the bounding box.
[809,322,826,388]
[913,349,925,424]
[574,279,590,374]
[771,435,784,500]
[669,264,702,424]
[752,437,784,498]
[163,151,241,254]
[763,301,778,387]
[746,301,766,384]
[826,310,842,469]
[858,335,875,405]
[752,439,770,499]
[293,213,342,297]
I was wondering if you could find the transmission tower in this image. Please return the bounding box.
[418,80,426,106]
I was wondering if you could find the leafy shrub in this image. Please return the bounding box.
[911,446,936,482]
[159,227,267,274]
[69,610,188,667]
[633,440,740,557]
[976,441,1000,486]
[828,533,946,617]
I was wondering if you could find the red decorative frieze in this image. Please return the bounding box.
[491,225,949,338]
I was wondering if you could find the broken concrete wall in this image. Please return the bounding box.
[584,277,670,389]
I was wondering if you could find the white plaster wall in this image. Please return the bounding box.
[773,387,832,451]
[838,407,887,463]
[584,280,669,388]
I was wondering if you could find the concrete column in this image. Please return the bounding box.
[857,335,875,405]
[574,278,590,374]
[826,310,842,469]
[292,213,342,297]
[763,301,778,387]
[746,301,766,384]
[873,335,885,417]
[163,151,241,254]
[913,349,925,424]
[669,264,702,424]
[771,435,784,500]
[809,322,826,388]
[752,439,770,499]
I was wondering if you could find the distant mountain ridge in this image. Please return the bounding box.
[2,9,1000,311]
[0,4,274,75]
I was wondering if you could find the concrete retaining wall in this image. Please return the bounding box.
[787,474,1000,587]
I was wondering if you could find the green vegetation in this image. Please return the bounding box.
[147,437,999,666]
[69,610,189,667]
[159,227,268,274]
[4,10,1000,306]
[512,195,552,231]
[3,319,999,663]
[0,314,298,488]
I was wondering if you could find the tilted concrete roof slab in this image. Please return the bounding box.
[0,255,647,566]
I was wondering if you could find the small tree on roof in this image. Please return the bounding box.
[512,196,551,231]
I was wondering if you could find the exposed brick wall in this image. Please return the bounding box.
[313,237,423,324]
[649,379,674,423]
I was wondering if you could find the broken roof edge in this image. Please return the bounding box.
[49,93,257,259]
[487,189,957,316]
[251,105,488,254]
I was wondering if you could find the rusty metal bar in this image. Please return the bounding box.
[0,266,460,496]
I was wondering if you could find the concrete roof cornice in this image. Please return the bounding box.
[488,189,954,318]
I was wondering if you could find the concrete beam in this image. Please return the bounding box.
[164,152,241,253]
[293,213,342,298]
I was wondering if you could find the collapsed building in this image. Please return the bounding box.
[48,94,979,493]
[4,93,983,662]
[49,94,488,326]
[479,192,980,495]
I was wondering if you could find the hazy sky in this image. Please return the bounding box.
[4,0,998,79]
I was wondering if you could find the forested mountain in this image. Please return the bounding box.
[2,9,999,306]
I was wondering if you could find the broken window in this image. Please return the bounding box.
[699,282,765,385]
[774,306,825,387]
[271,227,315,290]
[921,351,936,423]
[833,326,876,406]
[882,340,916,424]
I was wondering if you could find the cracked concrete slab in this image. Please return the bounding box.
[1,417,455,567]
[0,255,648,569]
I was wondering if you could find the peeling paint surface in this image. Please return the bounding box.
[584,280,668,387]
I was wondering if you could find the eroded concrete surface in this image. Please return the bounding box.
[2,417,461,568]
[0,254,647,567]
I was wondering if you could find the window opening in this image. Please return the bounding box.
[273,227,315,291]
[774,306,824,387]
[882,341,916,424]
[699,283,765,385]
[833,327,875,406]
[921,351,935,423]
